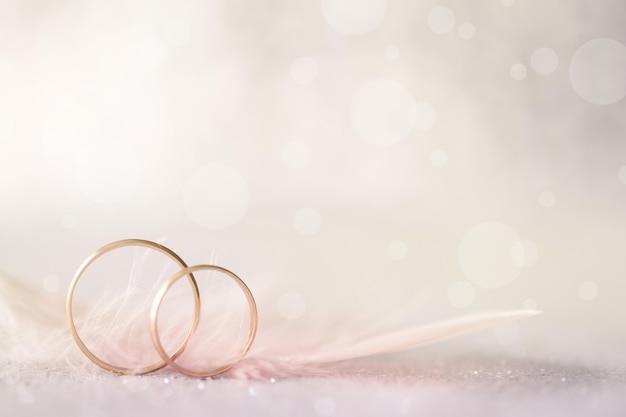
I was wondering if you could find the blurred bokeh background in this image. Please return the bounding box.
[1,0,625,364]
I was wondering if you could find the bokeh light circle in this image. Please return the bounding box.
[538,191,555,208]
[510,63,527,80]
[74,141,142,204]
[387,240,408,259]
[162,17,191,47]
[430,150,447,167]
[494,322,520,346]
[43,275,60,292]
[294,208,322,236]
[41,130,72,159]
[447,280,475,308]
[523,298,538,310]
[458,23,476,40]
[458,222,522,289]
[427,7,455,34]
[277,292,306,320]
[510,240,538,268]
[531,47,559,75]
[570,38,626,105]
[281,141,309,168]
[578,280,598,301]
[62,215,77,229]
[408,102,437,131]
[350,79,415,145]
[0,60,10,75]
[139,40,168,68]
[0,112,15,136]
[291,56,319,85]
[315,396,336,417]
[385,45,399,60]
[182,163,250,230]
[321,0,387,36]
[619,166,626,184]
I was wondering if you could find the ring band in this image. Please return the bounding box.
[66,239,201,375]
[150,264,258,378]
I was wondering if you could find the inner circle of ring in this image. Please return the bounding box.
[66,239,201,375]
[150,264,258,378]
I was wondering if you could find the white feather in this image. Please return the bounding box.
[299,309,540,364]
[0,271,540,378]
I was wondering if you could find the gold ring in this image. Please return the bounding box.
[150,264,258,378]
[66,239,201,375]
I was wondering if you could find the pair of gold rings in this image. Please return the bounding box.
[66,239,258,378]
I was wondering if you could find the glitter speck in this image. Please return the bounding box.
[197,382,205,390]
[163,377,170,384]
[269,377,276,384]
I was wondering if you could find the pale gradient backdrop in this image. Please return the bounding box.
[1,0,625,364]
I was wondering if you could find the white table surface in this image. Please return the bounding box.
[3,354,626,417]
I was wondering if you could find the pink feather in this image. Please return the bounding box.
[0,270,539,379]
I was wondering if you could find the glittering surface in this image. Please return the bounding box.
[2,356,626,416]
